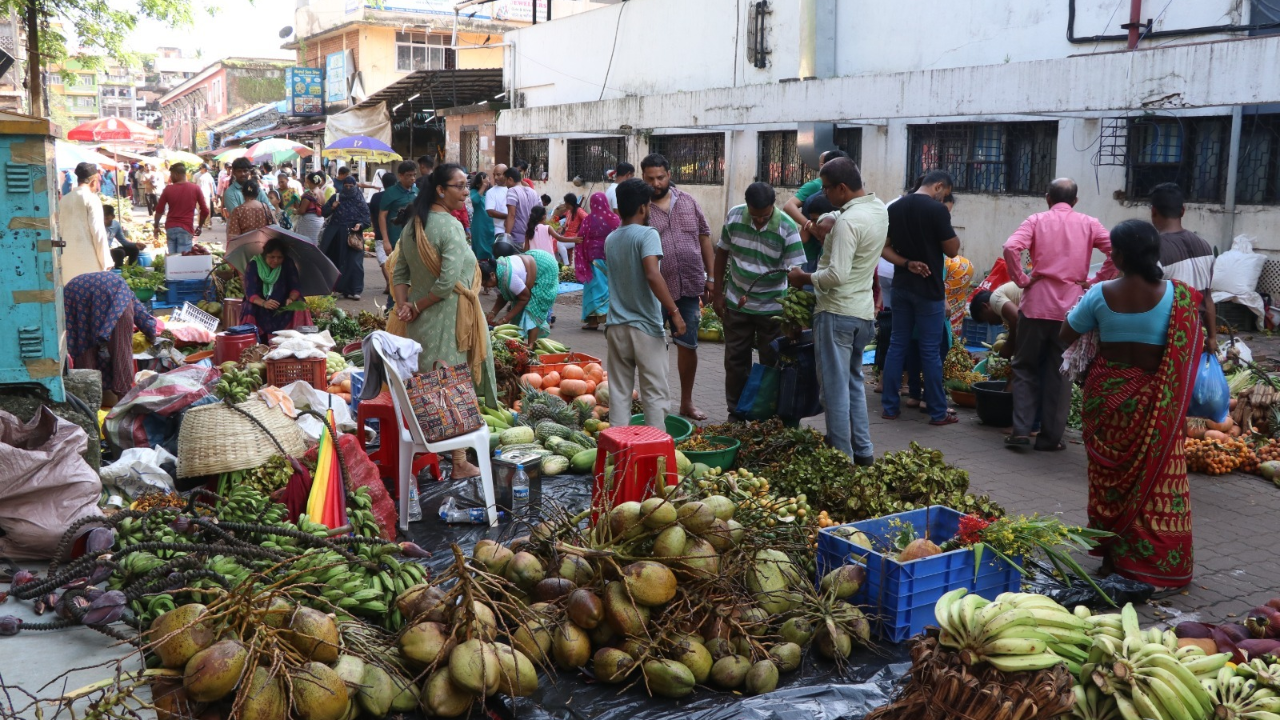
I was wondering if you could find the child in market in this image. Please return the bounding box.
[604,178,685,430]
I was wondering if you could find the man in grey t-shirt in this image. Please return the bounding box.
[503,167,539,246]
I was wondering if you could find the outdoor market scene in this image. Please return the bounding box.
[5,1,1280,719]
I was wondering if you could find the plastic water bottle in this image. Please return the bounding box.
[512,463,530,510]
[438,497,487,524]
[406,481,422,522]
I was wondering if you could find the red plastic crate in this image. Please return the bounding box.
[265,356,327,389]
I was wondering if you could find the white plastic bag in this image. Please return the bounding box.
[1211,234,1267,320]
[280,380,356,441]
[99,446,177,499]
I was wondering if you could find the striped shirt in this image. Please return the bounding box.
[716,205,806,314]
[1159,229,1214,293]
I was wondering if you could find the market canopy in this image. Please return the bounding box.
[351,68,503,116]
[54,141,121,171]
[160,150,207,168]
[322,135,401,163]
[66,117,158,143]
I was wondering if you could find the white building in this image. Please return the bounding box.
[497,0,1280,273]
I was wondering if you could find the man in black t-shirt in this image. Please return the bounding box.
[880,170,961,425]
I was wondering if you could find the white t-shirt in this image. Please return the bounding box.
[605,182,619,211]
[485,185,509,235]
[197,172,215,198]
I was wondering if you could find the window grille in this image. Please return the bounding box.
[567,137,626,183]
[1126,117,1228,202]
[459,130,480,173]
[1237,114,1280,205]
[648,133,725,185]
[396,33,455,72]
[512,138,549,182]
[756,128,863,188]
[747,1,772,69]
[907,122,1057,195]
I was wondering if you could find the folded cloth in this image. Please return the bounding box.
[257,386,297,418]
[360,331,423,400]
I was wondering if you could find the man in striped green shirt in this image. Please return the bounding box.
[711,182,807,419]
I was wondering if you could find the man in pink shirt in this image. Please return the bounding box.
[152,163,210,254]
[1002,178,1116,452]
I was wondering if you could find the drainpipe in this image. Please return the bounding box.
[1125,0,1143,49]
[722,131,734,223]
[1224,105,1244,249]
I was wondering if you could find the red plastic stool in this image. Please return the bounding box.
[592,425,677,520]
[356,390,440,498]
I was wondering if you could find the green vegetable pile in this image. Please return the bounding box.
[1067,383,1083,430]
[122,262,166,293]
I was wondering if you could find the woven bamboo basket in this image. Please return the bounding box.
[177,398,307,478]
[866,630,1076,720]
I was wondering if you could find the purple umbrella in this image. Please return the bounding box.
[323,136,401,162]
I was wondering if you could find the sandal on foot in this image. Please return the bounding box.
[929,415,959,426]
[1004,435,1032,447]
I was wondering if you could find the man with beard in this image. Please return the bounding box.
[642,153,714,421]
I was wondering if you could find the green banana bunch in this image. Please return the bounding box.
[780,288,816,329]
[1192,665,1280,720]
[114,516,147,548]
[1236,658,1280,692]
[213,366,260,403]
[1079,603,1233,720]
[934,589,1086,673]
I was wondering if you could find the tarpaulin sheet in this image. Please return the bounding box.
[324,102,392,148]
[406,473,910,720]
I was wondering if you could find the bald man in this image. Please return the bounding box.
[1002,178,1118,452]
[485,162,509,242]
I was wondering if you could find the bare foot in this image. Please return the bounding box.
[680,406,708,421]
[453,459,481,480]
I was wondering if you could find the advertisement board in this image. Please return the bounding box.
[286,67,324,117]
[326,52,348,103]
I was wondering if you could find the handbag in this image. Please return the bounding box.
[405,361,484,442]
[347,231,364,250]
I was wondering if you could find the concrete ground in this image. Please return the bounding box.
[6,207,1278,707]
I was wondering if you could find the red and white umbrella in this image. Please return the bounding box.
[65,117,159,143]
[245,138,313,165]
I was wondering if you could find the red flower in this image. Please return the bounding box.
[957,513,992,545]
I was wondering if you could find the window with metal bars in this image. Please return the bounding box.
[1126,117,1229,202]
[1238,114,1280,205]
[906,122,1057,195]
[755,128,863,188]
[648,134,725,185]
[459,130,480,174]
[567,137,627,183]
[512,138,549,182]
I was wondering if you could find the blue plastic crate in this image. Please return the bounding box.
[816,506,1022,643]
[156,279,212,309]
[963,318,1003,348]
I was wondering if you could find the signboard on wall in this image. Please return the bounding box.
[365,0,549,20]
[286,67,324,117]
[326,52,348,103]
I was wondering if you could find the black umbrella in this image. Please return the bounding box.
[224,225,340,297]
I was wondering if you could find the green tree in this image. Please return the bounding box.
[0,0,198,121]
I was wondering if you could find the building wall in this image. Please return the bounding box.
[443,109,501,172]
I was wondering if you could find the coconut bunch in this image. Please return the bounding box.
[388,490,876,709]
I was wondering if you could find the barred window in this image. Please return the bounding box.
[512,138,549,182]
[756,128,863,188]
[1126,117,1228,202]
[907,122,1057,195]
[648,134,725,185]
[1238,114,1280,205]
[567,137,627,183]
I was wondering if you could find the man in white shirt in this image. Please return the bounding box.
[605,161,634,212]
[484,162,509,243]
[195,163,216,229]
[58,162,111,281]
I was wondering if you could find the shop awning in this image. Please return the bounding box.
[224,122,327,146]
[352,68,504,117]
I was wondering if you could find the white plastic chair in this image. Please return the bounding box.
[377,354,498,530]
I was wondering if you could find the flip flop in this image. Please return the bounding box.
[929,415,959,426]
[581,324,599,331]
[1004,435,1032,447]
[881,411,900,420]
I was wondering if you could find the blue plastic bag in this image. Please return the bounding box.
[1188,352,1230,423]
[736,363,780,421]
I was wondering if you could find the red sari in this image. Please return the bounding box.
[1082,281,1202,588]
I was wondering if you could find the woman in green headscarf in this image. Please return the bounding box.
[483,248,559,346]
[240,238,303,340]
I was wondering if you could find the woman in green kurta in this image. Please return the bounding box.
[393,164,497,480]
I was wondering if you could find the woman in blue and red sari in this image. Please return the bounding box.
[571,192,616,330]
[1061,219,1202,589]
[239,238,303,340]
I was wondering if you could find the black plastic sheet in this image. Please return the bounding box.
[1021,559,1155,609]
[403,474,911,720]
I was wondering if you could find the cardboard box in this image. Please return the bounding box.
[164,254,213,281]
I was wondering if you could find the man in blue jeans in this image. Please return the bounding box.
[880,170,961,425]
[788,158,888,465]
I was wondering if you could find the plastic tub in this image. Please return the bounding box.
[949,389,977,408]
[817,506,1022,642]
[678,436,740,469]
[629,413,694,443]
[972,380,1013,427]
[133,288,155,302]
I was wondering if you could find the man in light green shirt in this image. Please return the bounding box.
[788,157,887,465]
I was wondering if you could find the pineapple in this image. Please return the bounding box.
[554,404,580,428]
